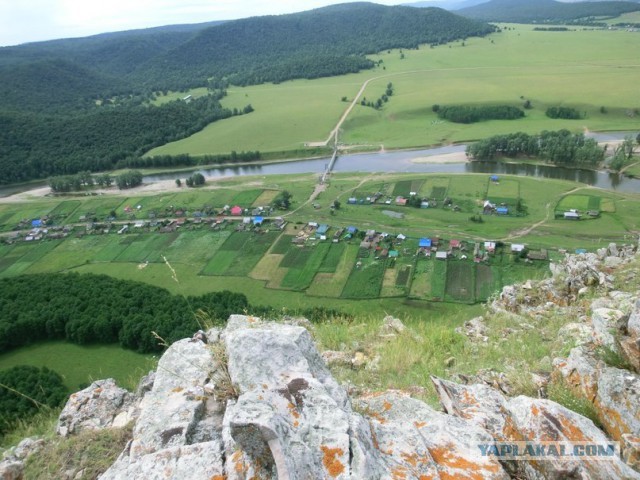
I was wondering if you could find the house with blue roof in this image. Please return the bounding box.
[419,238,432,248]
[253,216,264,225]
[496,207,509,215]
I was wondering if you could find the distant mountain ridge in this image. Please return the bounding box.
[0,2,495,106]
[458,0,640,22]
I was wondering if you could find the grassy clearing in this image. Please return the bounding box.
[556,194,602,213]
[341,259,386,298]
[0,341,156,391]
[147,26,639,157]
[487,178,520,205]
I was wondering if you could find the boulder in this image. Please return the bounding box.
[321,350,352,368]
[595,367,640,441]
[358,391,509,479]
[56,379,137,437]
[622,434,640,471]
[591,308,625,350]
[557,322,594,347]
[553,346,601,401]
[0,460,23,480]
[379,315,406,335]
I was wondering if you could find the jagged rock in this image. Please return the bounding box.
[595,367,640,441]
[558,322,594,347]
[629,301,640,339]
[620,337,640,372]
[622,434,640,471]
[358,391,509,479]
[432,377,640,479]
[554,346,601,401]
[134,371,155,397]
[56,379,137,437]
[101,336,221,479]
[351,351,368,369]
[591,308,625,351]
[380,315,406,335]
[456,316,488,342]
[606,256,624,268]
[609,242,619,257]
[321,350,352,367]
[0,460,23,480]
[11,437,44,460]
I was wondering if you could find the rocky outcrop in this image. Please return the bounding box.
[57,378,138,437]
[432,377,640,479]
[0,437,45,480]
[41,307,639,478]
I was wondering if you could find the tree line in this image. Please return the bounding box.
[466,130,605,165]
[0,273,350,355]
[434,104,525,124]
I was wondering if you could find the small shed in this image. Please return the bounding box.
[436,251,448,260]
[31,219,42,228]
[243,217,251,224]
[347,226,357,234]
[230,206,243,216]
[396,233,406,241]
[348,197,357,204]
[496,207,509,215]
[317,224,329,235]
[419,238,432,248]
[421,201,430,209]
[450,239,461,249]
[490,175,499,183]
[389,250,399,258]
[564,211,580,220]
[253,216,264,225]
[484,241,496,253]
[511,244,526,253]
[395,197,407,206]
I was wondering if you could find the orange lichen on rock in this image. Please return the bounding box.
[401,451,429,468]
[429,445,500,479]
[391,466,407,479]
[287,402,300,419]
[414,421,427,428]
[368,410,387,424]
[383,400,393,411]
[232,450,248,474]
[321,445,346,477]
[171,386,184,393]
[210,476,226,480]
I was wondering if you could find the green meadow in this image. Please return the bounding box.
[148,25,640,158]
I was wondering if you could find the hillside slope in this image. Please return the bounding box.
[459,0,640,22]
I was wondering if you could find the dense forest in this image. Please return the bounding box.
[0,273,349,354]
[466,129,606,165]
[0,94,242,184]
[0,3,496,185]
[459,0,640,23]
[0,366,68,436]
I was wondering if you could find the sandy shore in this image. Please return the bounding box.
[409,151,468,164]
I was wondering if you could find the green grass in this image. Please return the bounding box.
[231,189,264,206]
[341,258,386,298]
[487,178,520,205]
[318,242,346,273]
[271,234,295,254]
[556,194,602,213]
[0,342,156,392]
[445,261,475,303]
[146,27,640,157]
[281,242,331,289]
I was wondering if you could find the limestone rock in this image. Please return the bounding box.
[553,346,601,401]
[605,256,624,268]
[591,308,625,350]
[456,316,488,342]
[57,379,136,437]
[595,367,640,441]
[321,350,352,367]
[558,322,594,347]
[0,460,23,480]
[622,434,640,471]
[358,391,509,479]
[380,315,406,335]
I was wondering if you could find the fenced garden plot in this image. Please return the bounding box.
[445,261,475,303]
[253,190,279,207]
[409,259,434,300]
[202,231,278,276]
[391,180,414,197]
[475,264,496,300]
[420,177,450,200]
[354,182,387,200]
[341,258,386,298]
[396,264,412,287]
[555,194,602,216]
[306,244,360,298]
[487,179,520,206]
[231,189,264,206]
[270,234,295,254]
[318,243,346,273]
[70,198,126,223]
[447,176,488,203]
[48,200,81,220]
[280,242,331,290]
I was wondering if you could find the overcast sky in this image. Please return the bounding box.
[0,0,405,47]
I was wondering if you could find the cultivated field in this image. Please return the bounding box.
[148,25,640,158]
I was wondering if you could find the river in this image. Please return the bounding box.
[2,132,638,197]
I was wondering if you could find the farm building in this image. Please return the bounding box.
[348,197,357,204]
[490,175,499,183]
[496,207,509,215]
[436,251,448,260]
[389,250,399,258]
[316,224,329,236]
[419,238,432,248]
[450,239,461,249]
[484,241,496,253]
[347,226,357,235]
[564,211,580,220]
[253,216,264,226]
[511,244,526,253]
[527,249,548,261]
[421,201,430,209]
[134,220,146,228]
[230,206,243,216]
[395,196,407,206]
[396,233,406,241]
[31,219,42,228]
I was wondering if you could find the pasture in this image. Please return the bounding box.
[147,26,640,158]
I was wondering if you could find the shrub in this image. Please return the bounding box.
[545,106,582,120]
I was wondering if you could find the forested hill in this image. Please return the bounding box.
[0,3,495,104]
[134,3,495,89]
[458,0,640,23]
